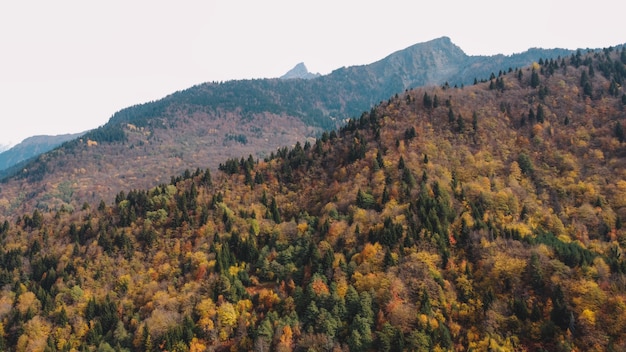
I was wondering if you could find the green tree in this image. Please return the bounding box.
[528,108,535,123]
[530,68,540,88]
[517,153,533,175]
[423,92,433,109]
[31,209,43,229]
[527,251,544,292]
[615,122,625,143]
[270,197,281,223]
[550,285,573,331]
[581,70,592,97]
[398,156,405,169]
[356,189,376,210]
[402,168,417,190]
[348,315,373,351]
[377,323,404,352]
[536,104,545,123]
[609,79,620,96]
[456,114,465,132]
[376,149,384,169]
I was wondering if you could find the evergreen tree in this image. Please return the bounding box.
[615,122,625,143]
[528,108,535,123]
[376,149,384,169]
[530,68,540,88]
[456,114,465,132]
[270,197,281,223]
[518,153,534,175]
[528,251,544,292]
[536,104,545,123]
[423,92,432,109]
[404,126,417,140]
[550,285,573,331]
[581,69,593,97]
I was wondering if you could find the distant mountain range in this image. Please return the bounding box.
[1,46,625,351]
[0,132,85,175]
[0,36,618,215]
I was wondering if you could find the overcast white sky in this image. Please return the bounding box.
[0,0,624,148]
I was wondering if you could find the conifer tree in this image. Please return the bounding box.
[536,104,545,123]
[530,68,540,88]
[423,92,432,109]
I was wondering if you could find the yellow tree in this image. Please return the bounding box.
[217,302,238,341]
[16,316,52,352]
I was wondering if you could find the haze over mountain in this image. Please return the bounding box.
[280,62,321,80]
[0,46,625,351]
[0,132,85,174]
[0,37,615,217]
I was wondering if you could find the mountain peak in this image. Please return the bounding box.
[280,62,320,80]
[431,35,452,44]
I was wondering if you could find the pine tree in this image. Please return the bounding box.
[615,122,625,143]
[581,69,593,97]
[528,108,535,123]
[530,68,540,88]
[528,251,544,292]
[423,92,432,109]
[536,104,545,123]
[456,114,465,132]
[376,149,384,169]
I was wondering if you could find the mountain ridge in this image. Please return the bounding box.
[280,62,321,80]
[0,47,625,350]
[0,132,85,174]
[0,37,621,217]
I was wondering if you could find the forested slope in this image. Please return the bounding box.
[0,48,626,351]
[0,37,579,218]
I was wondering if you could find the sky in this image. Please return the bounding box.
[0,0,624,148]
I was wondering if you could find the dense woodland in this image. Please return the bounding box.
[0,38,577,219]
[1,48,626,351]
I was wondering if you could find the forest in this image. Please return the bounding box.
[0,38,580,221]
[0,47,625,351]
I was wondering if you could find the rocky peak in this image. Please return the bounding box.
[280,62,321,80]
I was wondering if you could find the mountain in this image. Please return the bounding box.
[280,62,321,80]
[0,48,625,351]
[0,37,610,216]
[0,132,85,174]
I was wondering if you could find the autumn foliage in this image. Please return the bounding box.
[1,47,626,351]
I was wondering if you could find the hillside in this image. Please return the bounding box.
[0,37,581,217]
[0,132,85,176]
[0,47,625,351]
